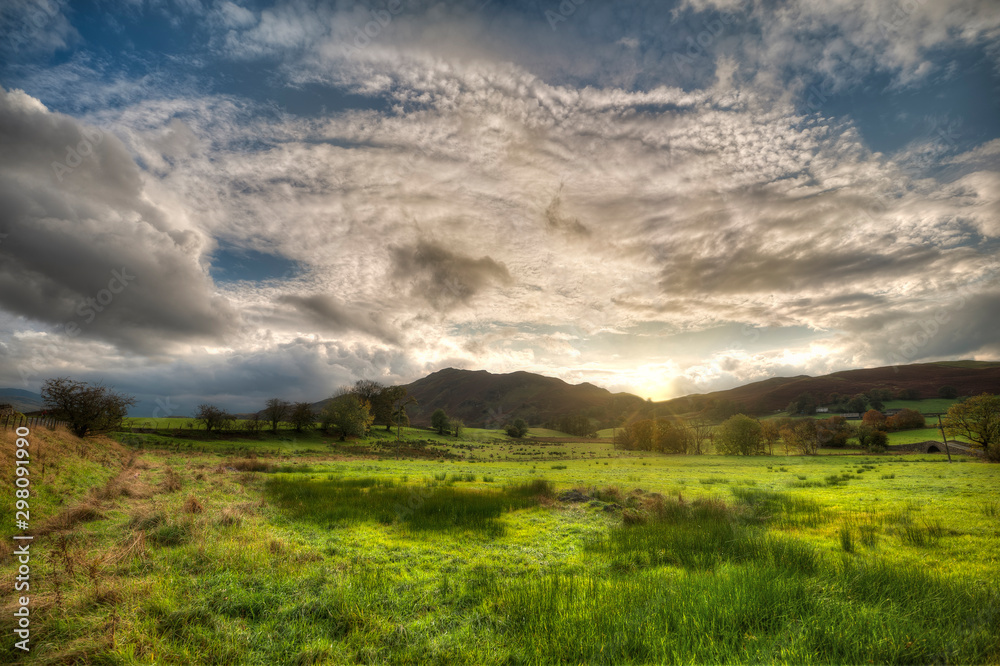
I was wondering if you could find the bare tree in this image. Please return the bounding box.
[243,412,266,437]
[263,398,290,433]
[195,404,234,433]
[288,401,317,432]
[686,418,712,455]
[41,377,136,437]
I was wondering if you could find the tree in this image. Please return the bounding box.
[816,415,851,448]
[506,418,529,439]
[862,409,887,430]
[846,394,868,414]
[760,420,781,455]
[263,398,290,433]
[431,409,450,435]
[392,396,417,442]
[321,392,374,441]
[885,408,925,431]
[865,388,890,411]
[452,419,465,438]
[243,412,266,437]
[352,379,387,425]
[938,386,958,399]
[896,388,918,401]
[377,385,407,431]
[855,424,888,452]
[781,419,819,455]
[716,414,764,455]
[41,377,136,438]
[655,418,692,454]
[943,393,1000,460]
[195,404,234,433]
[686,418,712,455]
[288,402,316,432]
[787,393,817,416]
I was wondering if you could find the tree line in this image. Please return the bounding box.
[614,394,1000,459]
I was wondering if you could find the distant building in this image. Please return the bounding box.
[840,412,861,420]
[816,407,829,413]
[884,409,902,416]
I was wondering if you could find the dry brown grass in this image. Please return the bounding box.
[127,508,166,532]
[229,458,275,472]
[160,467,182,493]
[39,502,106,534]
[218,507,244,527]
[182,495,204,514]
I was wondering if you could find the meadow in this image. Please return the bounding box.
[2,425,998,664]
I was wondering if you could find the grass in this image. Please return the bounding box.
[3,427,999,664]
[264,475,554,535]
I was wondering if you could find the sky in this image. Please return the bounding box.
[1,0,999,415]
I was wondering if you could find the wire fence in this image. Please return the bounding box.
[1,413,63,430]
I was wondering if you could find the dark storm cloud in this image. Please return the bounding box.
[389,240,512,310]
[0,86,238,354]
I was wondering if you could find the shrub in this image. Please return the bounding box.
[886,408,926,431]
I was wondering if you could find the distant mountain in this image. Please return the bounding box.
[301,360,1000,428]
[402,368,647,427]
[310,368,645,428]
[657,361,1000,415]
[0,388,43,414]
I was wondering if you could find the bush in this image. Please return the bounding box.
[856,425,888,452]
[506,418,529,439]
[885,408,925,431]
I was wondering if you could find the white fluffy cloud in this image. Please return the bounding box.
[1,0,998,409]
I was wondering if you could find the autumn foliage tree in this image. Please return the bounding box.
[862,409,887,430]
[943,393,1000,461]
[885,408,925,431]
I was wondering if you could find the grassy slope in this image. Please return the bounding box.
[3,428,999,664]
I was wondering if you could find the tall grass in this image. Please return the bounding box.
[265,476,553,534]
[489,558,999,664]
[585,493,819,573]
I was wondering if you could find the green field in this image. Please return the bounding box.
[3,426,998,664]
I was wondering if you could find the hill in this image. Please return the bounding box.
[310,368,645,428]
[658,361,1000,415]
[0,388,43,413]
[299,360,1000,428]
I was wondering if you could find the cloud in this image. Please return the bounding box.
[277,293,402,344]
[1,0,999,410]
[0,86,239,355]
[389,240,512,310]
